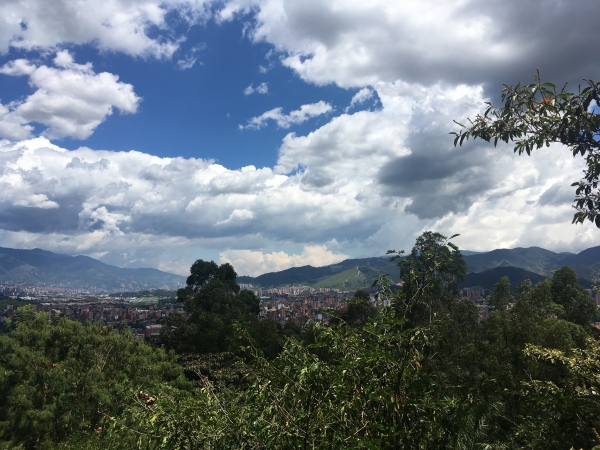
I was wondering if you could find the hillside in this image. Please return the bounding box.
[3,243,600,293]
[0,247,186,291]
[459,267,547,294]
[463,247,571,275]
[238,245,600,291]
[238,256,399,289]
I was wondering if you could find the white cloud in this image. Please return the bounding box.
[220,245,348,276]
[221,0,600,89]
[177,56,198,70]
[14,193,59,209]
[244,82,269,95]
[241,101,332,129]
[0,77,594,277]
[0,0,212,58]
[176,42,206,69]
[0,51,140,140]
[345,87,374,112]
[216,209,255,226]
[0,103,33,141]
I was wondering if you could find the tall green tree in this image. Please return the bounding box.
[488,276,512,310]
[551,266,598,326]
[452,73,600,225]
[329,289,376,328]
[160,259,287,362]
[390,231,467,325]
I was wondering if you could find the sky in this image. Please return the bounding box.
[0,0,599,277]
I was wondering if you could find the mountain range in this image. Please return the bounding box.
[238,246,600,291]
[2,244,600,293]
[0,247,186,292]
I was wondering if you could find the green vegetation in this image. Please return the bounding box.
[159,259,297,360]
[238,256,399,289]
[2,231,599,449]
[127,296,159,306]
[460,266,548,293]
[312,265,382,290]
[0,307,190,448]
[114,289,178,299]
[0,296,33,311]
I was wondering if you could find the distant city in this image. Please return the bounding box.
[5,280,599,342]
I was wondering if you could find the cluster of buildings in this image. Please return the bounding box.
[460,286,492,321]
[4,277,599,341]
[258,291,354,324]
[0,283,109,297]
[254,286,341,297]
[0,293,186,341]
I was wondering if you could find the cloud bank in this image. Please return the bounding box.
[225,0,600,89]
[1,0,599,275]
[0,80,593,274]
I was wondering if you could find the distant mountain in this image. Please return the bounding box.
[560,246,600,267]
[459,267,547,294]
[0,247,186,291]
[460,250,486,256]
[237,257,399,289]
[463,247,570,276]
[6,243,600,293]
[462,245,600,285]
[238,245,600,291]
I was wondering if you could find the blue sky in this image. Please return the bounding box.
[0,16,366,168]
[0,0,599,276]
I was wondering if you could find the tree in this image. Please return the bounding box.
[160,259,285,360]
[488,276,512,310]
[551,266,598,327]
[452,73,600,225]
[390,231,467,325]
[330,289,377,328]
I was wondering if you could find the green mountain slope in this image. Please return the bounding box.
[312,266,387,291]
[238,245,600,290]
[0,247,186,291]
[238,257,399,289]
[459,267,547,294]
[463,247,570,275]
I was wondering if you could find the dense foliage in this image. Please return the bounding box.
[159,260,300,362]
[0,307,189,448]
[2,233,600,449]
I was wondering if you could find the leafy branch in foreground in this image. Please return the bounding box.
[452,72,600,226]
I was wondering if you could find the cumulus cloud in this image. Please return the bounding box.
[0,51,140,140]
[14,193,59,209]
[0,0,212,58]
[221,0,600,89]
[241,101,332,129]
[244,82,269,95]
[220,245,348,277]
[0,76,593,276]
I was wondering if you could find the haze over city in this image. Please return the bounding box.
[1,0,599,277]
